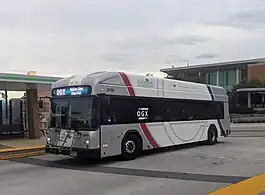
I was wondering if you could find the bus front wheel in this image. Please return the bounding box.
[121,134,141,160]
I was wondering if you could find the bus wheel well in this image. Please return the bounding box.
[209,124,218,138]
[122,130,143,150]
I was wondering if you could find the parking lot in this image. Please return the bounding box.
[1,136,265,195]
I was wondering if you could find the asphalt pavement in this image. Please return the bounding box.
[1,136,265,195]
[0,144,8,149]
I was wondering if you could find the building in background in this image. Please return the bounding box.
[161,58,265,91]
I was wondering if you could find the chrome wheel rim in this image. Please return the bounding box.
[125,140,136,154]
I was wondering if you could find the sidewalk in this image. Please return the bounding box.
[0,137,46,160]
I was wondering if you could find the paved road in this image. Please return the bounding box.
[0,144,9,149]
[231,123,265,137]
[1,137,265,195]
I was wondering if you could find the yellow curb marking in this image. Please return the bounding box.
[208,173,265,195]
[0,151,46,160]
[0,145,45,153]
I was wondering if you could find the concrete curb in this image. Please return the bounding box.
[0,145,45,160]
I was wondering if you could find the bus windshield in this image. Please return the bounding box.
[50,96,98,130]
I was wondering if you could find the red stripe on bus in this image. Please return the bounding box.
[139,123,160,148]
[119,72,135,96]
[119,72,160,148]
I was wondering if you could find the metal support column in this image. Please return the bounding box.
[261,93,265,107]
[26,88,40,139]
[248,92,252,108]
[4,89,8,124]
[216,69,219,86]
[236,68,240,84]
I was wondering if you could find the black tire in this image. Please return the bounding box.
[207,126,218,145]
[121,134,141,161]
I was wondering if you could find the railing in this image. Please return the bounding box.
[41,128,77,152]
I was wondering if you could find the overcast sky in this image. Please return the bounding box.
[1,0,265,76]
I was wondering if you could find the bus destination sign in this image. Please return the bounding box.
[52,86,91,97]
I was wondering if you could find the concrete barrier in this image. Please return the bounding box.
[231,123,265,137]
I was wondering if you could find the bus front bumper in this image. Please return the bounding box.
[45,146,100,159]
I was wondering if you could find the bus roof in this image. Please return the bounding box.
[52,71,215,88]
[51,71,226,96]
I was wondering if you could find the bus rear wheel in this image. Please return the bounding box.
[207,126,218,145]
[121,134,141,160]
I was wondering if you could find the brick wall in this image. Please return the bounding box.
[38,91,51,130]
[248,64,265,81]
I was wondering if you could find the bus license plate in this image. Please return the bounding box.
[70,151,77,157]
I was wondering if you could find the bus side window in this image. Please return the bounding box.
[170,100,184,121]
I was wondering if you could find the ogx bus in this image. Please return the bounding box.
[43,71,231,160]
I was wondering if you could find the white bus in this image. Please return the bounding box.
[44,71,231,160]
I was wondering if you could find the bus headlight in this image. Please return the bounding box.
[83,134,90,147]
[46,137,51,144]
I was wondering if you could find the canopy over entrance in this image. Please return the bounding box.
[0,73,62,91]
[0,73,63,139]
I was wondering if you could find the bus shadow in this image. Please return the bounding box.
[14,140,230,169]
[51,155,122,167]
[13,154,122,170]
[51,141,230,166]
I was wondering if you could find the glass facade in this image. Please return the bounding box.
[206,72,217,85]
[205,68,244,91]
[218,69,237,91]
[171,66,248,91]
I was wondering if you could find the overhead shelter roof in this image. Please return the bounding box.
[236,88,265,92]
[0,73,63,91]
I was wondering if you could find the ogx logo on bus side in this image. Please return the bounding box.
[137,108,149,120]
